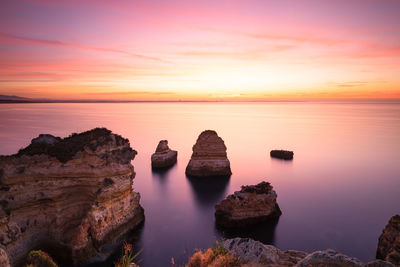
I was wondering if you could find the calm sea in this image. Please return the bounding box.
[0,102,399,266]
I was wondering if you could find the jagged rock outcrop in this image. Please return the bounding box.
[185,130,231,177]
[377,215,400,266]
[151,140,177,169]
[0,128,145,266]
[270,150,294,160]
[215,181,281,228]
[221,238,395,267]
[0,247,10,267]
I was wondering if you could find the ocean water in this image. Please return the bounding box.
[0,102,399,266]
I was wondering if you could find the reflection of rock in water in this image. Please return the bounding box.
[186,175,230,209]
[152,163,177,181]
[216,216,279,246]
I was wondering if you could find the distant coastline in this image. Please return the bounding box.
[0,95,399,104]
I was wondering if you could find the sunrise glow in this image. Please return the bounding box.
[1,0,400,100]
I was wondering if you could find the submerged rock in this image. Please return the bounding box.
[151,140,177,169]
[376,214,400,266]
[0,128,144,266]
[185,130,231,177]
[215,181,281,228]
[270,149,294,160]
[221,238,395,267]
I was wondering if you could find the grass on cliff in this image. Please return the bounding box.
[114,242,142,267]
[25,250,58,267]
[186,242,241,267]
[16,127,128,163]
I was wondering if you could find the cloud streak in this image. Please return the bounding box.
[0,33,165,62]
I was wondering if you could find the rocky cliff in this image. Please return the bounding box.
[377,214,400,266]
[185,130,231,177]
[0,128,144,266]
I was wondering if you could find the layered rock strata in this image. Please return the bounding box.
[270,149,294,160]
[215,181,281,228]
[222,238,395,267]
[0,128,144,266]
[185,130,231,177]
[151,140,177,169]
[377,214,400,266]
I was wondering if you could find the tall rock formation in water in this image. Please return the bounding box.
[185,130,231,177]
[0,128,144,266]
[151,140,177,169]
[377,214,400,266]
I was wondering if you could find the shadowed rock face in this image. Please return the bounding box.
[222,238,395,267]
[151,140,177,169]
[270,150,294,160]
[185,130,231,177]
[215,181,281,228]
[377,215,400,266]
[0,128,144,266]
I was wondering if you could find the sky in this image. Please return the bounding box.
[0,0,399,100]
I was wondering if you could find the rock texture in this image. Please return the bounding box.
[270,150,294,160]
[0,128,145,266]
[376,214,400,266]
[185,130,231,177]
[222,238,395,267]
[0,247,10,267]
[151,140,177,169]
[215,181,281,228]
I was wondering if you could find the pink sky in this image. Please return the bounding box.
[0,0,399,100]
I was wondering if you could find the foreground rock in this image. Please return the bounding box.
[270,149,294,160]
[151,140,177,169]
[185,130,231,177]
[0,128,145,266]
[215,181,281,228]
[377,214,400,266]
[220,238,395,267]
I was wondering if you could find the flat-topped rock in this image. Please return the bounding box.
[0,128,144,266]
[270,149,294,160]
[185,130,231,177]
[215,181,281,228]
[377,214,400,266]
[151,140,177,169]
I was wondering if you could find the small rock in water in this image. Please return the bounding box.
[270,149,294,160]
[215,181,281,228]
[151,140,177,169]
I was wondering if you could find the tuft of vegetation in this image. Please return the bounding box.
[186,242,241,267]
[25,250,58,267]
[114,242,142,267]
[16,128,129,163]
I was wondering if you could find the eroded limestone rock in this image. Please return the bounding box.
[215,181,281,228]
[0,128,144,266]
[377,215,400,266]
[151,140,177,169]
[185,130,231,177]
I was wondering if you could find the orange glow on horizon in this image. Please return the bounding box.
[0,0,399,100]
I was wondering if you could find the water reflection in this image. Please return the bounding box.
[216,217,280,245]
[186,176,230,210]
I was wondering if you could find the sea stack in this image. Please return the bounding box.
[151,140,177,169]
[215,181,281,228]
[0,128,145,266]
[185,130,231,177]
[377,214,400,266]
[270,149,294,160]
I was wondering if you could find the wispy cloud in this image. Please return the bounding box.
[0,33,165,62]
